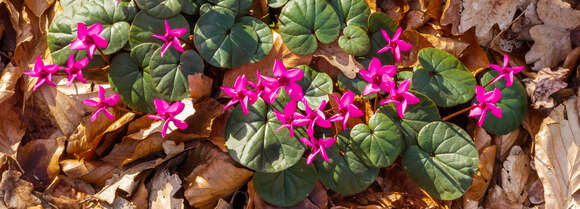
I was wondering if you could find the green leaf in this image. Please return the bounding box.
[338,25,370,56]
[268,0,289,8]
[279,0,341,55]
[315,131,379,195]
[351,111,402,167]
[135,0,182,18]
[253,159,316,207]
[206,0,252,17]
[180,0,200,15]
[73,0,137,55]
[413,48,476,107]
[337,73,375,99]
[480,71,528,135]
[294,65,333,110]
[199,3,213,16]
[194,7,259,68]
[329,0,370,29]
[226,96,307,173]
[108,53,158,113]
[403,121,478,200]
[378,91,440,148]
[368,12,397,34]
[237,16,274,63]
[149,49,204,101]
[130,43,160,68]
[129,11,190,49]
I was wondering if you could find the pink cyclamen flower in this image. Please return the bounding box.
[295,99,332,137]
[376,27,412,63]
[379,80,420,119]
[329,91,364,130]
[152,19,187,57]
[359,57,397,95]
[248,70,273,102]
[300,136,336,165]
[24,56,59,91]
[82,86,120,122]
[70,22,108,59]
[262,60,304,102]
[489,54,524,87]
[221,74,257,115]
[272,101,305,138]
[148,99,189,138]
[61,53,89,87]
[469,86,502,127]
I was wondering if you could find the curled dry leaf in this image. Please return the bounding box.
[149,169,184,209]
[24,0,55,17]
[495,129,522,161]
[399,30,433,67]
[458,0,528,45]
[225,31,312,88]
[183,143,253,209]
[247,180,328,209]
[459,29,490,72]
[501,146,530,204]
[0,97,25,156]
[485,185,524,209]
[379,0,409,25]
[0,170,41,209]
[313,41,364,79]
[464,145,496,201]
[188,73,213,103]
[180,98,224,140]
[522,67,569,109]
[16,135,64,189]
[536,0,580,30]
[527,178,545,205]
[208,110,231,152]
[535,96,580,209]
[408,30,469,58]
[525,25,573,71]
[61,159,118,187]
[440,0,461,35]
[101,134,163,167]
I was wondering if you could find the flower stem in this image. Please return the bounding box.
[442,106,473,121]
[96,47,110,65]
[482,79,495,88]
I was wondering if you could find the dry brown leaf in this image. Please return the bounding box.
[24,0,55,17]
[485,185,524,209]
[527,178,545,205]
[247,180,328,209]
[459,29,490,72]
[525,25,572,71]
[0,170,41,209]
[101,134,163,167]
[125,98,195,141]
[534,96,580,209]
[183,143,253,209]
[440,0,461,35]
[458,0,528,45]
[510,1,542,41]
[0,96,25,156]
[501,146,531,204]
[313,41,364,79]
[379,0,409,25]
[224,31,312,88]
[149,169,184,209]
[68,111,135,159]
[521,108,545,141]
[208,110,231,152]
[60,159,118,187]
[409,30,469,57]
[474,126,492,152]
[215,199,232,209]
[537,0,580,30]
[399,30,433,67]
[366,0,376,12]
[522,67,569,109]
[40,175,95,209]
[131,179,148,209]
[188,73,213,103]
[495,129,522,160]
[16,135,64,189]
[180,98,224,140]
[464,145,496,201]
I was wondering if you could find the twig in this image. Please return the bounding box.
[95,47,110,65]
[441,106,473,121]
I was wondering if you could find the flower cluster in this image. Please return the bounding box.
[221,60,365,164]
[468,54,522,126]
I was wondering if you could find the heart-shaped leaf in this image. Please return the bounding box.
[205,0,252,17]
[368,12,397,34]
[236,16,274,63]
[480,71,528,135]
[74,0,138,55]
[226,95,307,173]
[413,48,476,107]
[315,131,379,195]
[378,91,440,148]
[194,7,259,68]
[403,121,479,200]
[295,65,333,110]
[108,53,158,113]
[338,25,370,56]
[268,0,289,8]
[180,0,201,15]
[130,43,160,69]
[351,110,402,167]
[253,159,316,207]
[329,0,370,29]
[135,0,182,18]
[48,0,135,66]
[337,73,375,99]
[149,49,204,101]
[129,11,190,49]
[279,0,341,55]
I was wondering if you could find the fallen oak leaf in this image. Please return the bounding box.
[149,169,184,209]
[313,41,364,79]
[440,0,461,35]
[522,67,569,109]
[525,25,573,71]
[501,146,531,204]
[0,170,42,208]
[536,0,580,30]
[534,96,580,209]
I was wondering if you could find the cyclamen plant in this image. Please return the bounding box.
[37,0,529,207]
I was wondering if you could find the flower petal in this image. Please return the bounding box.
[82,99,99,107]
[172,118,189,129]
[284,68,304,82]
[273,59,285,77]
[153,99,169,113]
